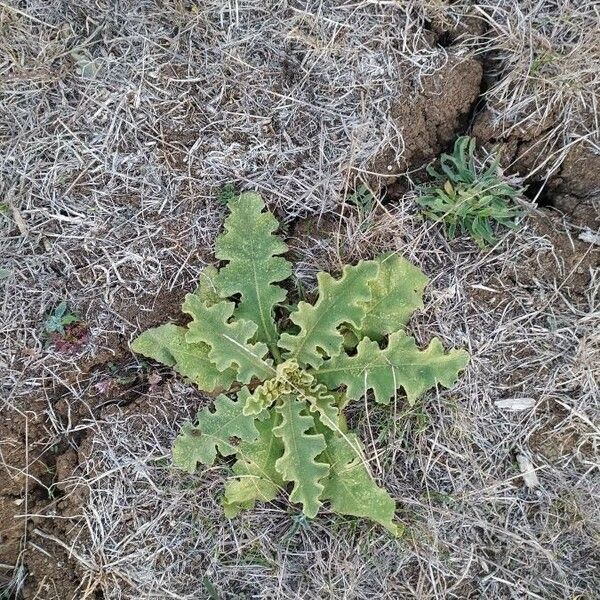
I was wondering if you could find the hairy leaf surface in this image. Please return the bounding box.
[183,295,273,383]
[222,412,284,517]
[273,396,329,518]
[130,323,235,392]
[278,261,378,368]
[317,331,469,405]
[192,265,222,306]
[130,191,470,533]
[356,252,429,341]
[319,430,401,536]
[215,193,291,347]
[172,389,259,473]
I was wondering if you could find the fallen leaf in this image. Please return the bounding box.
[495,398,535,411]
[516,453,540,489]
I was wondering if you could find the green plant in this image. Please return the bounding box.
[347,182,376,231]
[217,183,238,205]
[44,301,79,335]
[44,301,89,353]
[131,192,469,534]
[416,136,524,247]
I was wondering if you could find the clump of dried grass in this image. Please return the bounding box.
[464,0,600,175]
[1,1,599,599]
[0,0,447,400]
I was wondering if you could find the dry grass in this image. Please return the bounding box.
[1,1,599,599]
[48,205,600,600]
[462,0,600,175]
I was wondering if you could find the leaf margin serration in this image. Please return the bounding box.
[316,330,470,405]
[172,388,259,473]
[182,294,274,384]
[272,395,329,518]
[215,192,292,348]
[318,427,402,537]
[222,411,285,517]
[278,260,379,368]
[355,251,429,341]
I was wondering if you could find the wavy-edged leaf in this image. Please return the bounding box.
[192,265,222,306]
[130,323,235,392]
[316,330,469,405]
[356,252,428,341]
[170,339,236,393]
[242,385,277,417]
[279,261,378,368]
[242,359,314,416]
[131,323,179,367]
[244,360,341,432]
[243,358,336,419]
[273,396,329,518]
[215,192,291,346]
[305,384,340,432]
[318,430,401,536]
[222,412,284,517]
[183,295,273,383]
[173,389,259,473]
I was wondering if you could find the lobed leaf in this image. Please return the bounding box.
[356,252,429,342]
[183,295,273,383]
[305,385,340,433]
[130,323,235,393]
[215,192,291,347]
[172,389,259,473]
[222,412,285,517]
[273,396,329,518]
[278,261,378,368]
[319,430,402,536]
[192,265,222,306]
[316,330,469,405]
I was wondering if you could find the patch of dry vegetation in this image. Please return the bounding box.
[65,207,599,599]
[1,1,598,599]
[465,0,600,175]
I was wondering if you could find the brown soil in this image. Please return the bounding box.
[473,110,600,233]
[372,55,483,180]
[0,286,189,599]
[0,401,86,600]
[2,32,599,600]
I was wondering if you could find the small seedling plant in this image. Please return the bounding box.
[45,301,78,335]
[44,301,88,353]
[132,193,469,534]
[416,136,524,247]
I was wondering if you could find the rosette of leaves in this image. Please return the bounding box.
[416,136,524,247]
[131,192,469,535]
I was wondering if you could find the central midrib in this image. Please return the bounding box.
[292,271,358,359]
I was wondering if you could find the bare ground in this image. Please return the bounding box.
[1,1,599,599]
